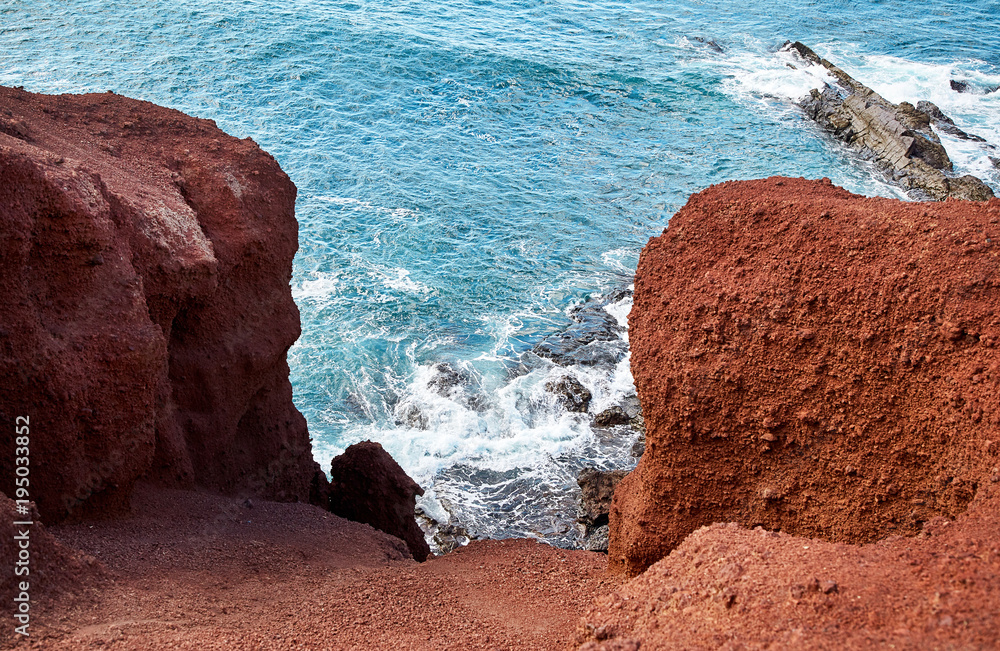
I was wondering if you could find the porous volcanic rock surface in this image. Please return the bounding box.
[588,177,1000,648]
[0,86,324,521]
[329,441,431,562]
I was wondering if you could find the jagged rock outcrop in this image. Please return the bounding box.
[532,286,631,367]
[786,42,995,201]
[582,177,1000,648]
[546,375,593,413]
[0,86,325,521]
[329,440,431,562]
[609,177,1000,576]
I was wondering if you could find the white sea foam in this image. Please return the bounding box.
[317,290,640,547]
[603,287,633,330]
[600,248,640,275]
[719,45,835,103]
[373,266,433,295]
[292,271,343,307]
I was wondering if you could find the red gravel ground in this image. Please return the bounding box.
[3,484,616,650]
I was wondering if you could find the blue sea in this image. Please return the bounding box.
[3,0,998,548]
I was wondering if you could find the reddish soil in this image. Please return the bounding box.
[5,86,999,649]
[1,484,614,650]
[579,483,1000,649]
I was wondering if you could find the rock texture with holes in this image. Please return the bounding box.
[578,177,1000,648]
[610,177,1000,577]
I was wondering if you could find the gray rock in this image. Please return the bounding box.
[692,36,724,54]
[427,362,466,396]
[951,79,1000,95]
[631,432,646,458]
[583,524,610,552]
[394,403,428,430]
[577,467,628,531]
[532,286,631,367]
[916,100,988,143]
[786,41,994,202]
[416,503,476,555]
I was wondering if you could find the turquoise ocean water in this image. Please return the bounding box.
[3,0,998,547]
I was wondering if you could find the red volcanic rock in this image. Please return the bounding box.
[587,177,1000,647]
[329,441,431,562]
[0,86,325,521]
[610,178,1000,577]
[580,494,1000,649]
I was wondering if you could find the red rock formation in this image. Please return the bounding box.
[0,86,325,521]
[584,177,1000,648]
[329,441,431,562]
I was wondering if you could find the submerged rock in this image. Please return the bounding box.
[532,287,631,367]
[950,79,1000,95]
[329,441,431,562]
[427,362,467,396]
[691,36,724,54]
[786,42,994,201]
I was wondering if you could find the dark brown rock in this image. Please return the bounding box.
[578,468,628,552]
[578,468,628,530]
[593,406,631,427]
[0,85,325,521]
[546,375,593,413]
[329,440,431,562]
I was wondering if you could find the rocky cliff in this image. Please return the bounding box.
[582,177,1000,648]
[0,86,325,521]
